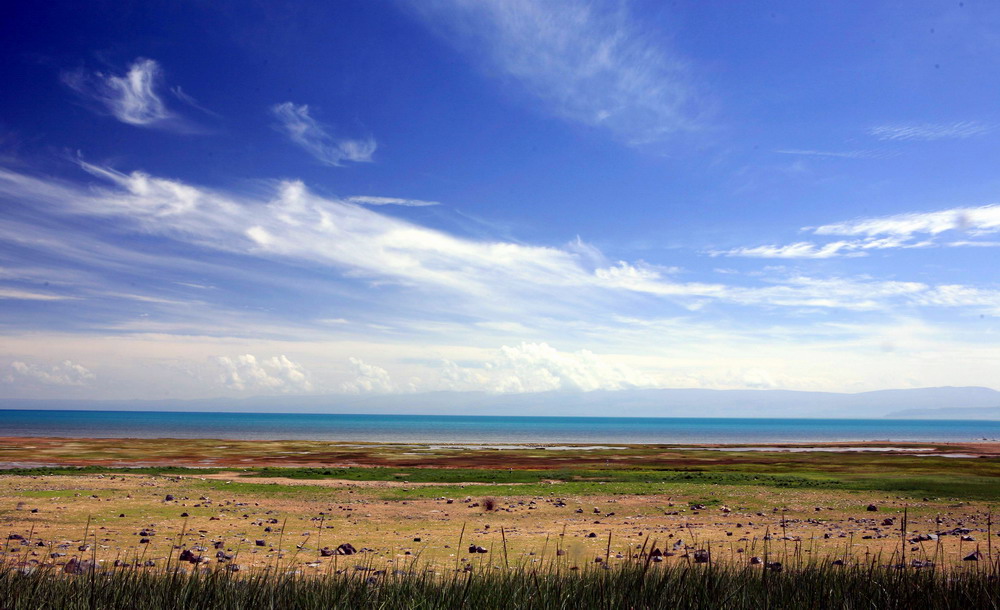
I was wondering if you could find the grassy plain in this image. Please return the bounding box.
[2,436,1000,579]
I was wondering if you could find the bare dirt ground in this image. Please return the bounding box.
[3,469,996,574]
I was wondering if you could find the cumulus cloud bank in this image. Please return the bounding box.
[345,343,653,394]
[214,354,311,392]
[5,360,95,386]
[478,342,653,392]
[340,357,396,393]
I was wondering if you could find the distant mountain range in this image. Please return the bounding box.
[2,386,999,419]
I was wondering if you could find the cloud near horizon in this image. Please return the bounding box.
[5,360,95,386]
[214,354,311,393]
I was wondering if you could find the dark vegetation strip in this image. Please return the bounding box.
[2,562,999,609]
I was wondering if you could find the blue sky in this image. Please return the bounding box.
[1,0,999,401]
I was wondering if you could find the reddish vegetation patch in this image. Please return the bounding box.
[0,437,998,470]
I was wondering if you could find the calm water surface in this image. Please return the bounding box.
[1,410,998,444]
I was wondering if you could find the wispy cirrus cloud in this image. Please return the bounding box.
[62,58,192,130]
[271,102,376,166]
[0,287,76,301]
[812,204,1000,238]
[716,241,864,259]
[348,196,440,207]
[717,204,1000,259]
[2,163,1000,322]
[868,121,993,141]
[774,149,895,160]
[595,261,933,311]
[407,0,701,145]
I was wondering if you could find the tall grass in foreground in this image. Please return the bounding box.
[3,560,1000,609]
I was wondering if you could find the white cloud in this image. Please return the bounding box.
[915,285,1000,315]
[340,357,396,393]
[409,0,700,145]
[63,58,175,127]
[65,163,592,300]
[3,164,999,319]
[712,241,861,259]
[348,196,440,207]
[720,204,1000,259]
[271,102,376,166]
[214,354,312,392]
[774,149,892,160]
[595,261,935,311]
[869,121,992,141]
[813,204,1000,239]
[5,360,95,386]
[0,288,75,301]
[434,342,654,393]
